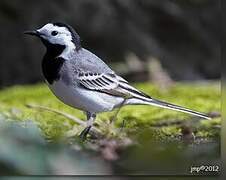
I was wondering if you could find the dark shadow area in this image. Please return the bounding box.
[0,0,220,87]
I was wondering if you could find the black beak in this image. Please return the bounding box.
[24,30,40,36]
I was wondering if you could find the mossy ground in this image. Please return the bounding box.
[0,82,221,141]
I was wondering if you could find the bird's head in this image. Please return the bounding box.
[24,22,81,51]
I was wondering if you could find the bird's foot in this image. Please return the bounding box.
[79,126,91,140]
[119,119,126,132]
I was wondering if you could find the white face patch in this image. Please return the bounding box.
[37,23,74,47]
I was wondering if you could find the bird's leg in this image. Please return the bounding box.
[79,112,96,140]
[110,99,126,124]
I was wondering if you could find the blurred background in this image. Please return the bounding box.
[0,0,221,177]
[0,0,220,88]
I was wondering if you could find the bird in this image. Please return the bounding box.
[24,22,211,139]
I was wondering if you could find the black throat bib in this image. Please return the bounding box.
[41,40,66,84]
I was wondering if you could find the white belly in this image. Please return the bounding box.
[47,80,124,113]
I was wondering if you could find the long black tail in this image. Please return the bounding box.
[117,80,211,120]
[126,97,211,120]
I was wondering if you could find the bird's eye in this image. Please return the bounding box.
[51,31,58,36]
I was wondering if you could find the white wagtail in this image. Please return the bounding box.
[24,22,211,138]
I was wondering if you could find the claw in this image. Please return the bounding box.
[79,126,91,140]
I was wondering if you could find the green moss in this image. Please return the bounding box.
[0,82,221,141]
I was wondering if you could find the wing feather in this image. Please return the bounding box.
[76,71,149,99]
[78,73,118,90]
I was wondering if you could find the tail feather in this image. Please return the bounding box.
[126,97,211,120]
[118,81,211,120]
